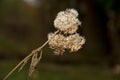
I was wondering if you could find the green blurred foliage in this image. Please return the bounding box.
[1,60,120,80]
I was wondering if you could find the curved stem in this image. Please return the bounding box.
[3,30,59,80]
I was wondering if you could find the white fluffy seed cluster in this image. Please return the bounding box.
[48,9,85,55]
[54,9,81,34]
[48,33,66,55]
[66,33,85,52]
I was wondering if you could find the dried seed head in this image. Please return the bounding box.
[48,33,67,55]
[48,9,85,55]
[54,9,81,34]
[66,33,85,52]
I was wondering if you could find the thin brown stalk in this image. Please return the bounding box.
[3,30,59,80]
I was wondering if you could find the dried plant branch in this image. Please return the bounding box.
[3,30,59,80]
[3,8,86,80]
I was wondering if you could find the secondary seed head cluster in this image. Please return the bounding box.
[48,9,85,55]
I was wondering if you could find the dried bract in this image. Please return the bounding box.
[29,51,42,77]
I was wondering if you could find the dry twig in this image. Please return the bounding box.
[3,30,59,80]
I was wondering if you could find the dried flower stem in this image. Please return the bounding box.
[4,8,85,80]
[3,30,59,80]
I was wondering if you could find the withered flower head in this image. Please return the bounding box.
[48,33,67,55]
[48,8,85,55]
[54,9,81,34]
[66,33,85,52]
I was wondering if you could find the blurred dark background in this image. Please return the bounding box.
[0,0,120,80]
